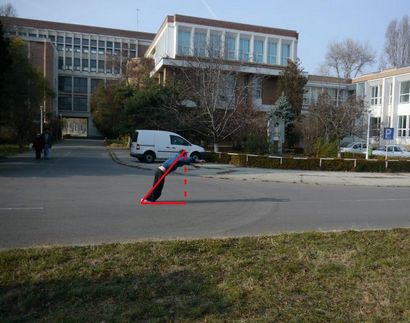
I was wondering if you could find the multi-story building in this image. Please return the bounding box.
[2,14,369,143]
[303,75,352,112]
[2,16,155,136]
[353,66,410,145]
[145,14,299,111]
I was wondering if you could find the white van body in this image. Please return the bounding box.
[130,130,205,163]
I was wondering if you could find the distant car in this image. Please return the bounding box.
[372,144,410,158]
[130,129,205,163]
[340,142,367,154]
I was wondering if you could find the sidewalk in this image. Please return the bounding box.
[109,149,410,187]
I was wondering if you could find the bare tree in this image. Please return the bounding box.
[299,94,366,154]
[384,15,410,68]
[172,52,264,152]
[325,39,375,79]
[0,3,17,17]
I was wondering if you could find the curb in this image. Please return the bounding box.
[107,149,151,170]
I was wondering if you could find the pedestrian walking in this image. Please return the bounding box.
[41,129,53,159]
[144,150,205,202]
[32,133,44,160]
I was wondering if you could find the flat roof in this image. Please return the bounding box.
[353,66,410,83]
[1,16,156,40]
[308,74,351,84]
[167,14,299,39]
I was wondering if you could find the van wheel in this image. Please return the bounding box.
[144,151,156,163]
[190,152,200,161]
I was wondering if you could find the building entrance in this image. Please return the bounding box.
[62,117,87,137]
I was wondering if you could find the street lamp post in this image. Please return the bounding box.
[365,111,371,160]
[40,105,44,134]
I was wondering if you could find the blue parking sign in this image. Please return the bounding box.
[383,128,394,140]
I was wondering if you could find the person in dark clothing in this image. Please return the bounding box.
[41,129,53,159]
[33,133,44,160]
[144,150,205,202]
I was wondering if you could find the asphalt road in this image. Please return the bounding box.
[1,139,409,249]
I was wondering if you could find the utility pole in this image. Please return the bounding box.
[42,38,47,133]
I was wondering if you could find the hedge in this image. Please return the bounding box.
[204,152,410,173]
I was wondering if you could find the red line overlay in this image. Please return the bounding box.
[140,150,187,205]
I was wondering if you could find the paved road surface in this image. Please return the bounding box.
[1,140,409,249]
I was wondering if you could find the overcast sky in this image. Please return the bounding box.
[3,0,409,75]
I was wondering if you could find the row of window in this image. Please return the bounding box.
[58,57,121,74]
[55,37,136,49]
[57,44,136,57]
[59,76,103,93]
[58,77,104,112]
[11,30,137,49]
[370,81,410,105]
[58,95,88,111]
[177,29,291,65]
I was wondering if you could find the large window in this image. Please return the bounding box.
[73,96,88,111]
[253,77,262,99]
[74,58,80,71]
[400,81,410,103]
[73,77,87,93]
[177,29,191,55]
[82,59,89,72]
[90,59,97,72]
[58,95,72,111]
[239,38,250,61]
[194,31,206,57]
[253,39,264,63]
[225,35,236,60]
[281,43,290,65]
[370,117,381,137]
[210,32,221,57]
[58,76,72,92]
[65,57,72,70]
[398,115,409,137]
[267,41,277,65]
[370,85,382,105]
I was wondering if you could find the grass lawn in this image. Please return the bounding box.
[1,229,409,322]
[0,144,27,157]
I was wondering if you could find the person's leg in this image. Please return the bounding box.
[35,150,40,160]
[148,169,165,201]
[44,144,49,159]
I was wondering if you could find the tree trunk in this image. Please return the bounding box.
[213,142,219,152]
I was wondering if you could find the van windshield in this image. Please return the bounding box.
[132,132,138,142]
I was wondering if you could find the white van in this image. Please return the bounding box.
[130,130,205,163]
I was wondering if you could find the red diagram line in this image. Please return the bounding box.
[140,149,187,205]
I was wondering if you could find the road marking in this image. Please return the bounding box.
[0,207,44,211]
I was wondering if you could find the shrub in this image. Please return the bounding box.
[229,154,247,167]
[244,134,269,155]
[280,158,321,170]
[311,139,339,157]
[341,152,366,159]
[355,159,386,172]
[321,159,356,171]
[247,155,281,168]
[386,160,410,172]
